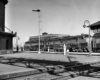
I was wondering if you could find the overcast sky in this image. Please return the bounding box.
[5,0,100,46]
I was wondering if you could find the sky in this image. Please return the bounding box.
[5,0,100,46]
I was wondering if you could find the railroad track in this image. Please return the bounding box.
[0,56,100,80]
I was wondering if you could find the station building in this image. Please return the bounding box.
[0,0,15,54]
[89,21,100,52]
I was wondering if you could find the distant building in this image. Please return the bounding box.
[0,0,15,54]
[24,22,100,52]
[24,32,90,52]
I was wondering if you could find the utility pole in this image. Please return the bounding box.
[83,20,91,56]
[32,9,41,54]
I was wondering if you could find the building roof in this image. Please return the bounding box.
[0,0,8,5]
[29,34,70,43]
[0,31,15,37]
[93,33,100,37]
[29,33,70,41]
[90,21,100,30]
[27,33,89,43]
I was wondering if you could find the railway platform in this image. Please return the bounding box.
[0,52,100,80]
[25,50,100,55]
[0,52,100,63]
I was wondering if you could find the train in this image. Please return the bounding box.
[24,33,100,52]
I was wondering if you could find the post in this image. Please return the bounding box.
[48,46,50,52]
[83,20,91,56]
[89,25,91,55]
[32,9,41,54]
[64,44,66,55]
[78,37,80,48]
[16,37,18,47]
[38,11,41,54]
[16,36,19,52]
